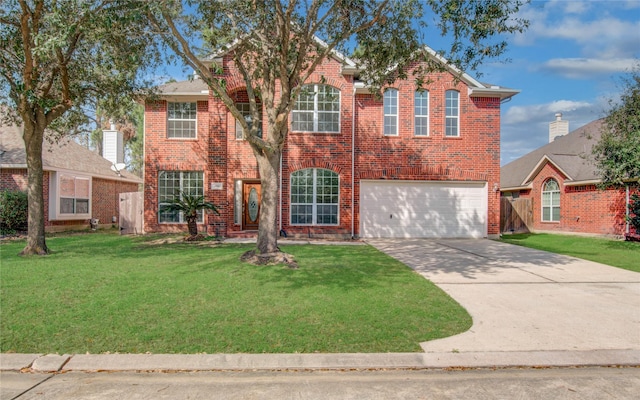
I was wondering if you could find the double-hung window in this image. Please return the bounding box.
[292,84,340,133]
[167,102,197,138]
[414,90,429,136]
[59,174,90,216]
[384,88,398,136]
[542,179,560,222]
[158,171,204,223]
[235,103,262,139]
[290,168,339,225]
[445,90,460,137]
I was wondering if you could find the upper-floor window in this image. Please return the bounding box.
[292,84,340,133]
[414,90,429,136]
[290,168,339,225]
[168,102,197,138]
[384,88,398,136]
[542,179,560,222]
[158,171,204,223]
[445,90,459,137]
[235,103,262,139]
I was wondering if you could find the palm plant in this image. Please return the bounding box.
[160,191,219,238]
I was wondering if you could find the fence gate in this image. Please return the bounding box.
[500,197,532,234]
[119,191,143,235]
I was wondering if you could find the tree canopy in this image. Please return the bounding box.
[0,0,161,254]
[592,66,640,187]
[147,0,529,256]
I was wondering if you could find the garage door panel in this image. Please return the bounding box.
[360,181,487,238]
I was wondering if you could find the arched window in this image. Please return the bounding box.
[292,84,340,133]
[290,168,339,225]
[542,179,560,222]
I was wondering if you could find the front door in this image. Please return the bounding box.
[242,181,261,230]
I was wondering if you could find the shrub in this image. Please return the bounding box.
[629,193,640,233]
[0,190,28,234]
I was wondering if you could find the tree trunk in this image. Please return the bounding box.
[255,149,281,254]
[20,122,49,255]
[186,214,198,237]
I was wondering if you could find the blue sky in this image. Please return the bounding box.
[162,0,639,166]
[483,0,640,165]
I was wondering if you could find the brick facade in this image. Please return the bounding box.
[144,55,508,238]
[1,168,138,232]
[515,162,637,236]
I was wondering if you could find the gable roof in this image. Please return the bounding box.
[500,119,604,190]
[0,122,142,184]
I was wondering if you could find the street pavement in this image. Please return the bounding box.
[2,238,639,399]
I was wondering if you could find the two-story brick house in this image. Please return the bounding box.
[143,47,518,239]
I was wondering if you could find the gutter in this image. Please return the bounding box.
[351,84,356,239]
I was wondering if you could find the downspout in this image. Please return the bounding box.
[351,85,356,239]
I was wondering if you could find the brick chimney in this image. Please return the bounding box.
[549,113,569,142]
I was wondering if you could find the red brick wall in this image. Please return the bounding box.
[2,168,138,231]
[522,162,636,236]
[354,70,502,236]
[144,99,213,234]
[143,56,503,238]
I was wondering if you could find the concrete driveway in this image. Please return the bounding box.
[366,239,640,354]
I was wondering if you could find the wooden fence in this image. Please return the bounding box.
[119,191,143,235]
[500,197,532,234]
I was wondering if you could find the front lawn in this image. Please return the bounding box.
[0,232,471,354]
[499,233,640,273]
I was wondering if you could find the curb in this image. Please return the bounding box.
[2,350,639,373]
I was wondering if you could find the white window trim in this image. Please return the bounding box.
[292,84,341,133]
[384,88,399,136]
[445,90,460,137]
[167,102,197,139]
[541,179,561,222]
[290,168,340,226]
[48,172,92,221]
[158,171,205,224]
[414,90,429,136]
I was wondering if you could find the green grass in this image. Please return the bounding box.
[0,232,471,354]
[499,233,640,273]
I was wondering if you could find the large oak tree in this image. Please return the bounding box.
[147,0,528,256]
[592,66,640,187]
[0,0,160,254]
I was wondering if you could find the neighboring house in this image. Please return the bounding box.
[0,121,142,232]
[143,46,518,239]
[500,114,638,237]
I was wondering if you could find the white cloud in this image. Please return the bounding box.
[500,99,606,164]
[513,2,640,59]
[539,58,639,78]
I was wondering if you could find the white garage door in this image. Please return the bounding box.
[360,180,487,238]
